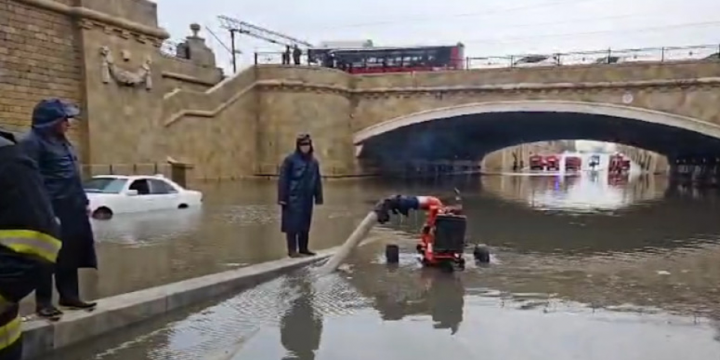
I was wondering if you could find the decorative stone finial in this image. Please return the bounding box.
[190,23,201,37]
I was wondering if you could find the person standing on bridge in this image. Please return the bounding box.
[282,45,291,65]
[278,133,324,258]
[292,45,302,65]
[19,99,98,320]
[0,127,62,359]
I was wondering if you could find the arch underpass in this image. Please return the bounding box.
[353,101,720,172]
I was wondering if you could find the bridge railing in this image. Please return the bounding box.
[253,43,720,69]
[466,44,720,69]
[160,39,192,60]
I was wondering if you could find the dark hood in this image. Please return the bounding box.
[31,98,80,131]
[295,133,314,155]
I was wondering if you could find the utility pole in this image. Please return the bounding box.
[218,15,313,72]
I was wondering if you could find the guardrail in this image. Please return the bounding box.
[254,43,720,70]
[467,44,720,69]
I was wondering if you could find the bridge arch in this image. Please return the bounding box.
[353,100,720,157]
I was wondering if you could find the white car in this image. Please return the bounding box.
[83,175,203,219]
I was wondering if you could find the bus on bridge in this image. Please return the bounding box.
[308,43,465,74]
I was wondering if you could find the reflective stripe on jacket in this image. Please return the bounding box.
[0,137,61,267]
[0,316,21,352]
[0,130,62,359]
[0,303,22,359]
[0,230,61,264]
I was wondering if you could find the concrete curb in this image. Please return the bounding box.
[22,250,336,359]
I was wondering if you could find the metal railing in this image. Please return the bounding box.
[253,52,314,66]
[159,40,189,59]
[253,43,720,70]
[467,44,720,69]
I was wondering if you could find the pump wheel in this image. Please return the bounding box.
[385,244,400,264]
[473,245,490,264]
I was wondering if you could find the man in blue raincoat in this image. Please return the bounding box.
[277,134,324,258]
[19,98,97,320]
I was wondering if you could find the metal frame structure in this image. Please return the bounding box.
[218,15,313,72]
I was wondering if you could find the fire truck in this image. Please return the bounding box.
[608,154,630,174]
[529,154,545,170]
[565,155,582,172]
[544,155,560,171]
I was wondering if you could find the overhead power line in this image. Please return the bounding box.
[313,0,602,30]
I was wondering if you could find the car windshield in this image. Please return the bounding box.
[83,178,127,194]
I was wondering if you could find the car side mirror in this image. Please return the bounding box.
[126,189,139,196]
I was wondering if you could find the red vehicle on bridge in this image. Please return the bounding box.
[565,156,582,172]
[544,155,560,171]
[529,154,545,170]
[307,43,465,74]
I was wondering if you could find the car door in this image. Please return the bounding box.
[147,178,180,211]
[126,178,154,213]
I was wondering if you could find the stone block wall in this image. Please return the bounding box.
[0,0,84,152]
[0,0,225,179]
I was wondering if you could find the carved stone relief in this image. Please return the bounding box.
[100,46,153,90]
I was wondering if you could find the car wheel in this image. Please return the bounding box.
[92,207,113,220]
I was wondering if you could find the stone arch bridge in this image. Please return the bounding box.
[232,61,720,178]
[4,0,720,180]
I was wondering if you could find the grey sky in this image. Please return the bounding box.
[152,0,720,72]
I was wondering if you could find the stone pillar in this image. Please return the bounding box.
[175,23,217,68]
[72,0,170,167]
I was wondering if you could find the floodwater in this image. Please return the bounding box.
[20,179,384,316]
[45,173,720,360]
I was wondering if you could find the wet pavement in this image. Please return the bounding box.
[43,173,720,359]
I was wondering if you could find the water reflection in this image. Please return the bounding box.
[73,174,720,303]
[66,181,379,301]
[42,173,720,359]
[91,208,203,245]
[374,268,464,334]
[280,275,323,360]
[56,240,720,360]
[483,173,664,213]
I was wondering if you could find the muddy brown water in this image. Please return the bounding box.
[42,174,720,359]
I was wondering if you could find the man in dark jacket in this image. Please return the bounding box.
[292,45,302,65]
[277,134,323,258]
[19,98,97,319]
[0,128,62,359]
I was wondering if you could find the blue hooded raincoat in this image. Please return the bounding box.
[19,99,97,269]
[277,135,324,234]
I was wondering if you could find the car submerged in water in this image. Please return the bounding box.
[83,175,203,219]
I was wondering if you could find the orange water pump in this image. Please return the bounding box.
[374,192,490,271]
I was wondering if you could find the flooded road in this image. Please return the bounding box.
[64,179,383,302]
[46,173,720,359]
